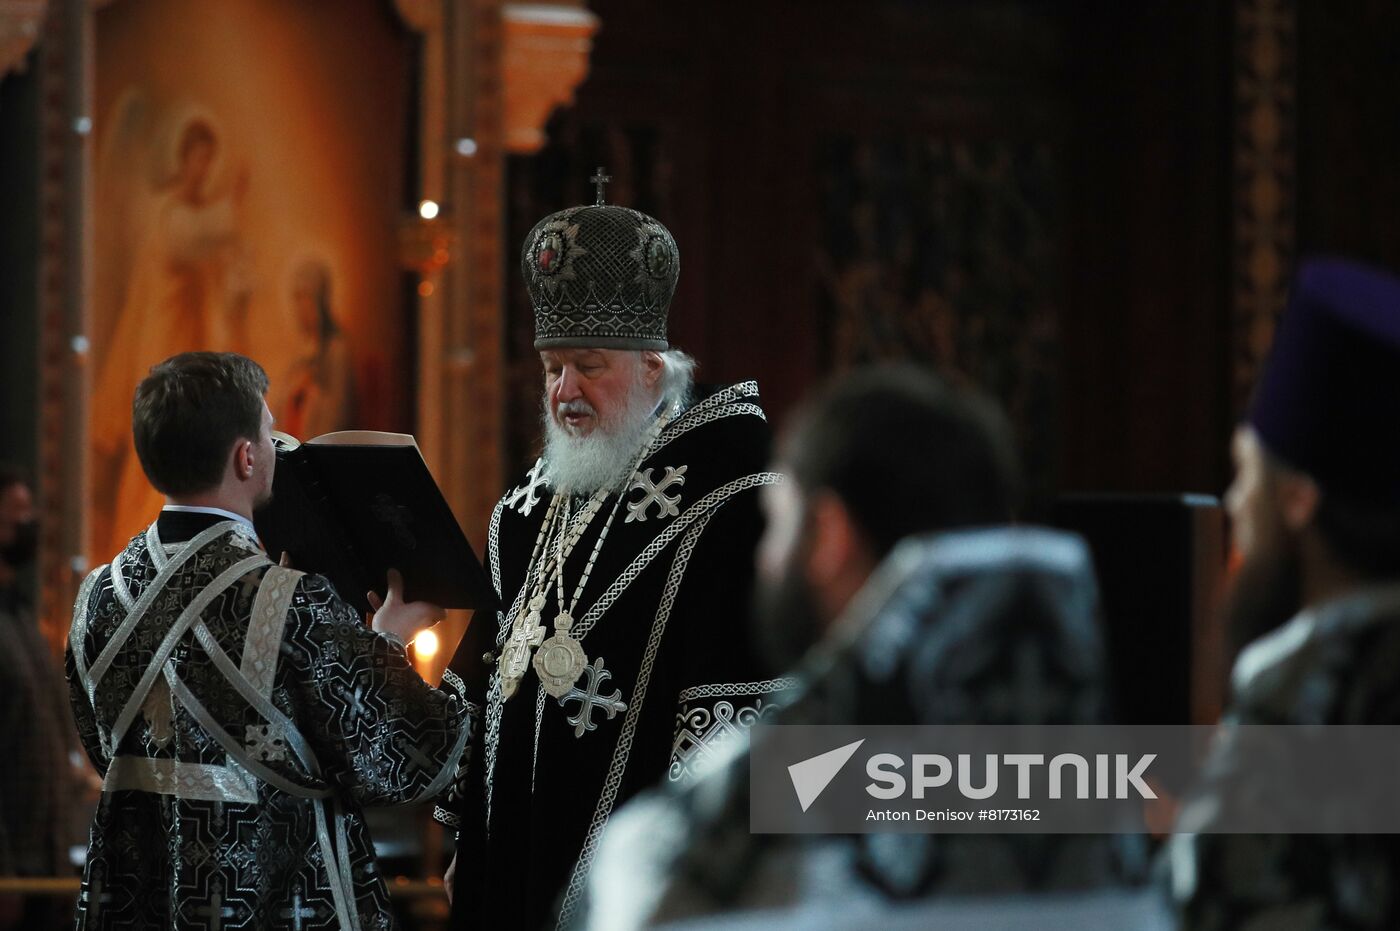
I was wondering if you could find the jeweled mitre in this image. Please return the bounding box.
[521,180,679,351]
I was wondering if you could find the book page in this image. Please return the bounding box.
[308,430,418,449]
[272,430,302,451]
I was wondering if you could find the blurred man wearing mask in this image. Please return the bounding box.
[0,465,80,930]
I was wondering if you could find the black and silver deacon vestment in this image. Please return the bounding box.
[67,511,475,930]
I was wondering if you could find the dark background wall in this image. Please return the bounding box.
[0,55,41,481]
[1296,0,1400,271]
[4,0,1399,509]
[505,0,1400,514]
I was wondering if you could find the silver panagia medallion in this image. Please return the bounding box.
[533,611,588,698]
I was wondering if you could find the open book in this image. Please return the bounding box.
[253,430,497,616]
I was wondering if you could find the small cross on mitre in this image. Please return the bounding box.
[591,166,612,205]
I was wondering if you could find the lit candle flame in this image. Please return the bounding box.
[414,629,440,659]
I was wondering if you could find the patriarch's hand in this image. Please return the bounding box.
[368,569,445,642]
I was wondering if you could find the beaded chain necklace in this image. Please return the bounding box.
[532,489,628,697]
[498,405,675,701]
[497,495,565,699]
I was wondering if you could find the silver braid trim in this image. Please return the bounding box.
[573,472,782,641]
[554,511,714,929]
[654,402,765,454]
[675,677,801,703]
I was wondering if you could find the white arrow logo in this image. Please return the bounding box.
[788,739,865,812]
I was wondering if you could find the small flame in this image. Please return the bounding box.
[414,629,440,659]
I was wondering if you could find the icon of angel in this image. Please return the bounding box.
[90,91,254,556]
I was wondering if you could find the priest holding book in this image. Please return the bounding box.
[438,171,788,930]
[66,352,476,930]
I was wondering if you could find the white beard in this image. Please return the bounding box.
[541,379,659,495]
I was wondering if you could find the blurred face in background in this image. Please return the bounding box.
[0,479,37,572]
[1223,426,1304,655]
[753,477,826,671]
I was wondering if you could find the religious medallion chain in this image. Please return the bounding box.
[529,405,678,698]
[532,492,626,697]
[498,495,564,699]
[499,487,612,699]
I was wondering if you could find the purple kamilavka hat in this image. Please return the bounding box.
[1249,257,1400,502]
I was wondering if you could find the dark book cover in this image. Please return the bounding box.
[254,432,497,615]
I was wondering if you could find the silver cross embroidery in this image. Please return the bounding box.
[245,723,289,763]
[80,875,113,922]
[560,658,628,737]
[279,892,317,931]
[626,465,688,523]
[193,879,235,930]
[505,460,548,516]
[337,682,370,725]
[396,737,438,778]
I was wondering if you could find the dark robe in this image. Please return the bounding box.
[0,585,77,878]
[576,527,1154,930]
[1169,586,1400,929]
[1,581,84,931]
[442,382,786,931]
[67,510,475,930]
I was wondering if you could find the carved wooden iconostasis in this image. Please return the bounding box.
[19,0,597,688]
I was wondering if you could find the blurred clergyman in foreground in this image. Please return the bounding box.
[1170,258,1400,928]
[576,366,1162,930]
[66,352,472,929]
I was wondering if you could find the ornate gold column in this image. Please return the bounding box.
[503,2,598,154]
[35,0,92,641]
[396,0,519,542]
[400,1,595,687]
[399,0,597,539]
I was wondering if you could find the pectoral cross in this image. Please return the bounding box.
[591,167,612,205]
[498,609,547,698]
[560,657,628,737]
[279,892,317,931]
